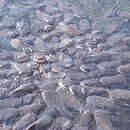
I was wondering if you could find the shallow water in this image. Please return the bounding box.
[0,0,130,130]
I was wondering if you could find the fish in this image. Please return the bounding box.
[104,5,120,18]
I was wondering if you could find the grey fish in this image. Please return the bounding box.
[94,110,114,130]
[104,5,120,18]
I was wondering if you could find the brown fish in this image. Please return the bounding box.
[57,22,80,36]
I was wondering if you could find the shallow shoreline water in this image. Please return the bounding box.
[0,0,130,130]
